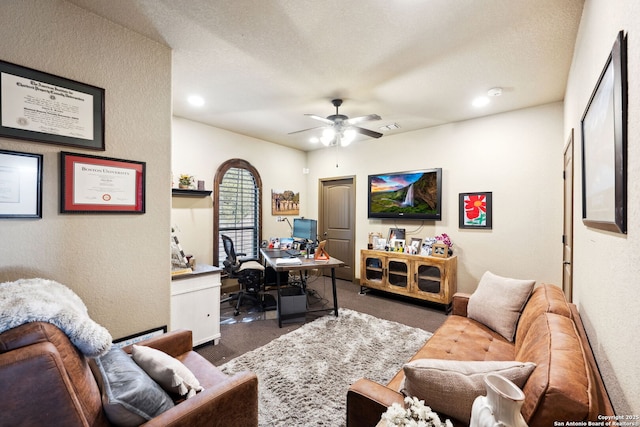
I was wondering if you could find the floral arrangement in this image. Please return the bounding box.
[381,396,452,427]
[434,233,453,247]
[178,174,194,187]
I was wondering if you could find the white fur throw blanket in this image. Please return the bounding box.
[0,278,112,357]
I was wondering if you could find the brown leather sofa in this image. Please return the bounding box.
[347,284,615,427]
[0,322,258,427]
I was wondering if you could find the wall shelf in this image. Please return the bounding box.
[172,188,212,197]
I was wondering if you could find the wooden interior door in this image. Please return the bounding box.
[319,177,355,281]
[563,130,574,302]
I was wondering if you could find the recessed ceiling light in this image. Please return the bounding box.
[187,95,205,107]
[472,96,490,108]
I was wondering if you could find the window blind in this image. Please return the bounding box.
[217,167,259,265]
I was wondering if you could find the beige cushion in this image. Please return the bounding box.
[131,344,204,398]
[401,359,536,424]
[467,271,535,341]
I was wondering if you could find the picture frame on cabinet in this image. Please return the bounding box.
[431,243,449,258]
[0,149,42,218]
[388,227,405,242]
[410,238,422,249]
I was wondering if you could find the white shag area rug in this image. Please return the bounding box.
[220,308,432,426]
[0,278,112,357]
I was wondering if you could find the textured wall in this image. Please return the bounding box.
[0,0,172,339]
[564,0,640,415]
[171,117,307,265]
[306,102,564,293]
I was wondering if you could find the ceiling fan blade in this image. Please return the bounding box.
[305,114,335,125]
[345,114,381,126]
[353,126,383,139]
[287,126,323,135]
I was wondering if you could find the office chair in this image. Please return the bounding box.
[220,234,274,316]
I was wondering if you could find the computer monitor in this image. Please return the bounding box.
[292,218,317,242]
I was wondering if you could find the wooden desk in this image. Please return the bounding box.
[260,249,345,327]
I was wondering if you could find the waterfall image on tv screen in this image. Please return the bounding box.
[368,168,442,220]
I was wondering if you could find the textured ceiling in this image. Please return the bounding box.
[67,0,584,151]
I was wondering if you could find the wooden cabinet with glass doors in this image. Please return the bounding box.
[360,250,457,310]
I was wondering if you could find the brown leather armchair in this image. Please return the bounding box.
[0,322,258,427]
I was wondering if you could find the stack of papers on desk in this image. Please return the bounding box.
[275,257,302,265]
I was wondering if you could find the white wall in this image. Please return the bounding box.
[0,0,172,339]
[307,103,564,293]
[171,117,307,265]
[564,0,640,414]
[173,104,564,293]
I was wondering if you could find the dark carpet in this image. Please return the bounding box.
[197,275,448,366]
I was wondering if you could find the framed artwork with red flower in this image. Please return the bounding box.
[459,192,492,229]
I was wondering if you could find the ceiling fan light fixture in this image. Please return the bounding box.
[321,128,335,146]
[341,128,356,146]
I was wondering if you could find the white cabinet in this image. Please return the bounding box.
[171,265,222,346]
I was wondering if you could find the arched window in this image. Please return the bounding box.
[213,159,262,266]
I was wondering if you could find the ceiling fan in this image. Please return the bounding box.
[289,99,383,146]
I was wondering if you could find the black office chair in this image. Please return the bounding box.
[220,234,274,316]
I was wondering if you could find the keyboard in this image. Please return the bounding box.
[275,257,302,265]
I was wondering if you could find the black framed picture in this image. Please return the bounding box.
[0,149,42,218]
[0,60,105,150]
[581,31,627,234]
[459,192,492,229]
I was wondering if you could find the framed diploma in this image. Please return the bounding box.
[60,152,145,214]
[0,60,105,150]
[0,149,42,218]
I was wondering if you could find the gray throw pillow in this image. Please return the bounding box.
[91,347,175,426]
[467,271,535,341]
[401,359,536,424]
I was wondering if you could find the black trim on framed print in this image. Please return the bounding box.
[0,149,42,218]
[580,31,627,234]
[0,60,105,150]
[459,192,492,229]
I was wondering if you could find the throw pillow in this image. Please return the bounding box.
[400,359,536,424]
[467,271,535,341]
[131,344,204,398]
[91,347,175,426]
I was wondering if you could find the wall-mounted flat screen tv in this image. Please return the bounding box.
[368,168,442,220]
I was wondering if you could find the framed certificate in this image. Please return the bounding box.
[0,149,42,218]
[60,152,145,213]
[0,60,105,150]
